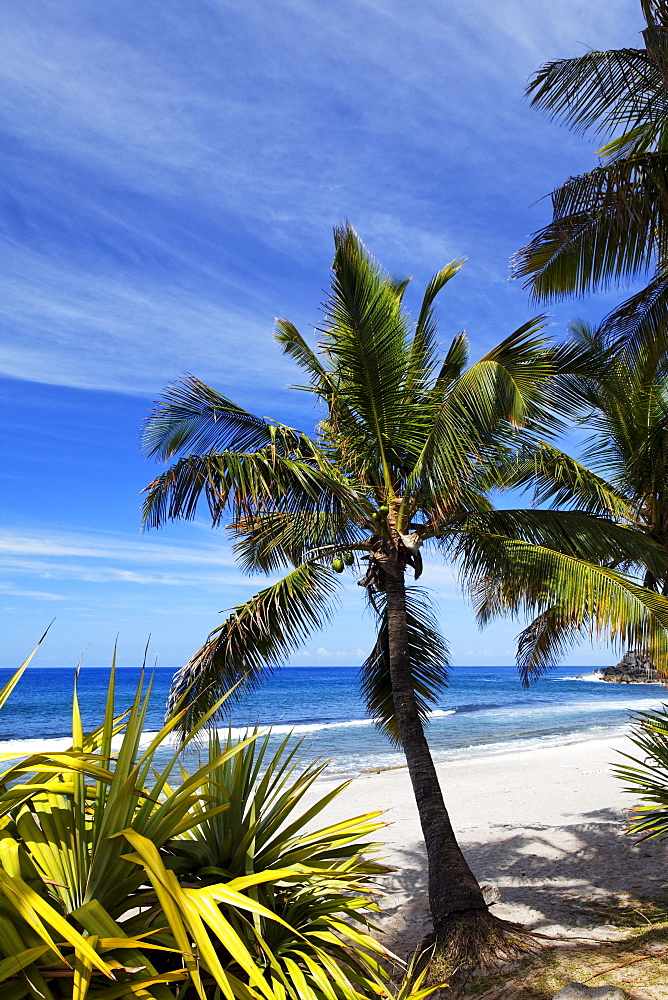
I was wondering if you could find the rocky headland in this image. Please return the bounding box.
[585,650,663,684]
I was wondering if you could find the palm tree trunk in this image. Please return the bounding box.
[384,572,487,932]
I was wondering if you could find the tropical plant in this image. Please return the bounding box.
[615,705,668,840]
[513,0,668,350]
[508,319,668,668]
[0,646,418,1000]
[141,224,668,966]
[165,730,392,997]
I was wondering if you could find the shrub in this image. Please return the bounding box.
[0,645,440,1000]
[615,705,668,839]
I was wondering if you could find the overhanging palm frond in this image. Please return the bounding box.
[455,508,668,575]
[515,606,589,687]
[142,375,311,460]
[599,271,668,353]
[231,510,367,574]
[360,588,450,745]
[539,331,619,418]
[167,561,341,735]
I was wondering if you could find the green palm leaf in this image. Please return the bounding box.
[598,270,668,354]
[515,606,590,686]
[527,47,663,147]
[510,443,634,519]
[463,533,668,671]
[142,375,310,461]
[513,155,665,302]
[518,5,668,350]
[457,507,668,574]
[142,451,359,529]
[231,511,367,574]
[407,260,465,387]
[167,562,341,734]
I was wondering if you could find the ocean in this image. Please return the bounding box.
[1,664,666,775]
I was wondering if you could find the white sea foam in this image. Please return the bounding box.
[0,708,461,760]
[564,670,666,686]
[0,736,74,758]
[0,734,131,759]
[474,698,665,729]
[2,699,661,769]
[215,708,456,739]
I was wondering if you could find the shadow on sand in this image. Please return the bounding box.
[376,806,668,957]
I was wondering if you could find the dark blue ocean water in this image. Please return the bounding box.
[1,665,666,773]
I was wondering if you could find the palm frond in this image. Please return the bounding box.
[429,332,469,400]
[614,705,668,840]
[360,588,450,745]
[445,317,556,437]
[231,510,367,574]
[462,533,668,672]
[407,260,465,386]
[539,330,619,417]
[142,451,360,529]
[167,561,341,734]
[515,607,591,687]
[274,320,331,392]
[455,508,668,576]
[512,154,667,301]
[142,376,311,461]
[599,271,668,354]
[509,443,634,519]
[527,48,663,144]
[321,224,422,485]
[275,318,389,483]
[406,320,554,522]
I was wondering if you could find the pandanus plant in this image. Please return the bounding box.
[142,225,668,967]
[0,641,430,1000]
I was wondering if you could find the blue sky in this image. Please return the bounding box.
[0,0,646,669]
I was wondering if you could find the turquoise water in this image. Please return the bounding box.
[0,664,665,773]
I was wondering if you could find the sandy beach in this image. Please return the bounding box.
[316,735,668,957]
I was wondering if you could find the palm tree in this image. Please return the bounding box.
[513,0,668,350]
[509,321,668,668]
[142,226,668,966]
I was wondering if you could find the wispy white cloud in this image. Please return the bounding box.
[0,0,643,393]
[0,248,289,395]
[0,526,253,589]
[0,584,65,601]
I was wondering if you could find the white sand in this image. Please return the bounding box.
[315,735,668,956]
